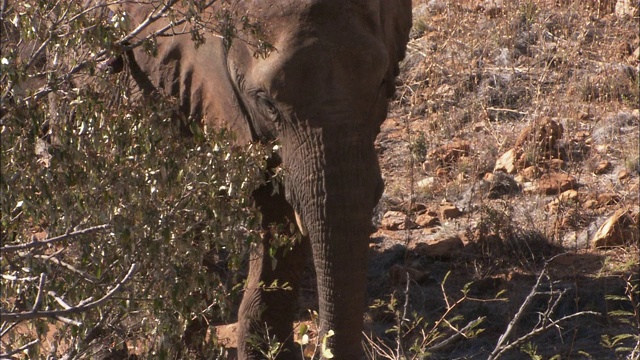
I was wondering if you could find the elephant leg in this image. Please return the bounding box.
[237,186,308,360]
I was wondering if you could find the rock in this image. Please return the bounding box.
[416,211,440,228]
[428,139,471,166]
[547,189,579,212]
[615,0,639,17]
[381,211,415,230]
[440,203,463,219]
[546,159,565,170]
[592,208,638,248]
[537,173,577,195]
[583,199,598,210]
[475,0,503,17]
[389,264,430,284]
[488,172,520,199]
[215,323,238,348]
[417,176,436,189]
[413,234,465,258]
[515,117,564,152]
[594,160,612,175]
[597,192,621,206]
[520,166,541,180]
[618,169,630,180]
[436,167,449,177]
[494,148,519,174]
[426,0,447,13]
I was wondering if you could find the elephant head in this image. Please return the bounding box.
[120,0,412,357]
[225,1,411,355]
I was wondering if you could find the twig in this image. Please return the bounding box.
[34,254,99,283]
[0,263,137,322]
[488,268,548,360]
[429,316,486,351]
[486,107,529,115]
[0,339,40,358]
[33,273,47,312]
[490,311,599,359]
[0,224,110,253]
[396,271,411,358]
[487,262,601,360]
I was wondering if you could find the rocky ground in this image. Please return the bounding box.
[363,0,639,359]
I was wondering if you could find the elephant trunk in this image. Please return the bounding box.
[284,125,383,358]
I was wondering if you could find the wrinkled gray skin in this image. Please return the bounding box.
[121,1,411,358]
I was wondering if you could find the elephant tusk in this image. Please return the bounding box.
[294,211,308,237]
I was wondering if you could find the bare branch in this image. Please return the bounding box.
[489,311,600,359]
[0,339,40,358]
[34,254,99,283]
[0,263,137,322]
[429,316,486,352]
[490,268,547,357]
[0,224,110,253]
[32,273,47,312]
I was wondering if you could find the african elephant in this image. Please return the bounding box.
[117,1,412,358]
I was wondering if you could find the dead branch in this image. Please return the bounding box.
[0,263,137,322]
[0,224,110,253]
[487,261,601,360]
[0,339,40,358]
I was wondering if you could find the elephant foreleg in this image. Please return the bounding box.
[237,187,308,360]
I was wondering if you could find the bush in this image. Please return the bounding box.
[1,1,267,358]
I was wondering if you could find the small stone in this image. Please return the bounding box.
[416,211,440,228]
[436,168,448,177]
[615,0,639,17]
[413,234,465,258]
[428,139,471,165]
[547,189,579,212]
[417,177,436,189]
[594,160,612,175]
[618,169,630,180]
[597,192,621,206]
[537,173,577,195]
[440,203,462,219]
[547,159,565,170]
[473,122,486,132]
[583,199,598,209]
[389,264,429,284]
[494,148,519,174]
[215,323,238,348]
[515,117,564,151]
[520,166,540,180]
[592,208,638,248]
[381,211,416,230]
[488,172,520,199]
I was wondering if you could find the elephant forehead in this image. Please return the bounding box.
[241,0,382,34]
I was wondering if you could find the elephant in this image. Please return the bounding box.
[116,1,412,358]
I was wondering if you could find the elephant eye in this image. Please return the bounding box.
[255,91,279,122]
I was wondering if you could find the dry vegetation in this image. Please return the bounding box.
[366,0,639,359]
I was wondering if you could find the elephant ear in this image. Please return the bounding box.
[380,0,412,97]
